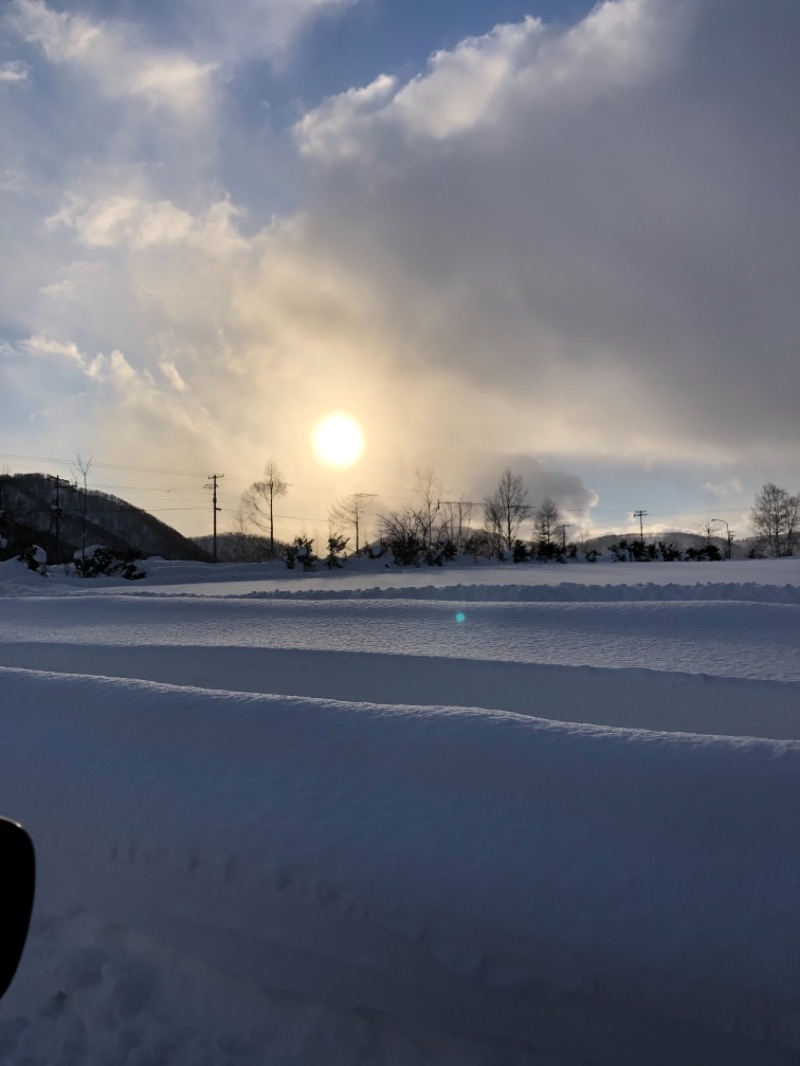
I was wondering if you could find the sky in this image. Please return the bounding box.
[1,0,798,546]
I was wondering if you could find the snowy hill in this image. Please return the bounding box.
[0,472,211,564]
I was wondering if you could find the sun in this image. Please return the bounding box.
[312,413,365,468]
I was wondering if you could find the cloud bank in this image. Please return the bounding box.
[1,0,797,534]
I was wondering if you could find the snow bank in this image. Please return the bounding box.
[3,591,798,682]
[1,666,799,1062]
[118,579,800,604]
[4,555,798,598]
[2,643,799,740]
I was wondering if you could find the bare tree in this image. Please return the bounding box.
[379,505,426,566]
[71,454,93,564]
[241,459,288,559]
[483,468,530,554]
[379,470,467,565]
[324,515,349,569]
[414,469,444,550]
[751,483,800,557]
[329,492,375,555]
[534,497,562,560]
[440,498,474,552]
[228,506,252,562]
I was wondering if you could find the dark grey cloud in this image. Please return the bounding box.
[297,0,800,455]
[467,452,598,516]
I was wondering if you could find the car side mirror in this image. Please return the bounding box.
[0,818,35,1001]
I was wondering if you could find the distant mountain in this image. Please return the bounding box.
[0,472,211,564]
[584,531,744,558]
[193,531,279,563]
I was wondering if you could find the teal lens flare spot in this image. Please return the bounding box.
[455,612,466,624]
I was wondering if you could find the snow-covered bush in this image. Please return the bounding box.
[73,546,145,580]
[284,536,316,571]
[512,539,529,563]
[17,544,48,573]
[324,533,348,569]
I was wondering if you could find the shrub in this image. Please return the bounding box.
[512,539,529,563]
[324,534,348,569]
[18,544,47,573]
[285,536,316,571]
[73,546,145,580]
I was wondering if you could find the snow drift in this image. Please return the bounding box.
[1,665,799,1064]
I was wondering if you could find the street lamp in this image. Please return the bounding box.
[710,518,733,560]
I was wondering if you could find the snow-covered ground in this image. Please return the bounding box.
[1,557,799,1064]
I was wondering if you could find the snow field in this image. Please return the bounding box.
[2,590,800,683]
[1,645,799,741]
[1,558,799,1064]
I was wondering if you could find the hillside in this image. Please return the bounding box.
[0,473,211,564]
[585,530,744,557]
[193,531,278,563]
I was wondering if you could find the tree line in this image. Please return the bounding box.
[3,461,796,571]
[229,462,800,568]
[229,464,573,568]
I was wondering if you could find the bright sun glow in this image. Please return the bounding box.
[312,413,365,468]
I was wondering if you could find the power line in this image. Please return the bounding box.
[219,507,330,522]
[0,451,209,478]
[90,482,207,494]
[592,506,753,516]
[10,506,207,515]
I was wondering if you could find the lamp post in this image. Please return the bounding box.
[710,518,733,559]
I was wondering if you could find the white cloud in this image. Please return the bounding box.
[20,334,86,367]
[389,18,544,141]
[16,334,159,399]
[58,196,194,249]
[39,279,76,300]
[48,194,247,253]
[0,60,31,83]
[0,166,27,193]
[8,0,216,118]
[87,348,138,387]
[176,0,359,63]
[160,359,189,392]
[704,478,744,499]
[296,2,689,161]
[295,74,398,163]
[128,56,216,113]
[9,0,99,61]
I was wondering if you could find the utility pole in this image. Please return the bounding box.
[633,510,647,549]
[52,476,63,565]
[352,493,377,554]
[72,455,93,564]
[206,474,224,563]
[560,523,572,553]
[711,518,734,559]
